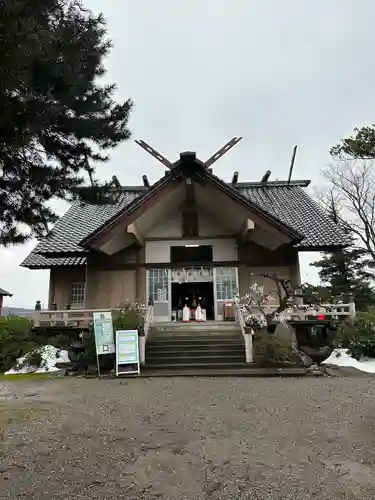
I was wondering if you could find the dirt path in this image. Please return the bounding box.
[1,376,375,499]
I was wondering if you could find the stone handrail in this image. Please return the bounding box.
[33,308,122,328]
[247,301,356,320]
[234,297,253,363]
[233,299,356,364]
[143,305,154,340]
[139,305,154,365]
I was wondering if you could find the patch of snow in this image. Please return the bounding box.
[4,345,70,375]
[322,348,375,373]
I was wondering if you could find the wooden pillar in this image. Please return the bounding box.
[47,269,55,309]
[290,251,303,306]
[0,295,3,316]
[136,247,146,304]
[238,264,249,297]
[84,258,97,309]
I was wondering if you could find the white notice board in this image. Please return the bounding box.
[93,311,115,355]
[115,330,140,376]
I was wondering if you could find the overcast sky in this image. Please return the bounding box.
[2,0,375,308]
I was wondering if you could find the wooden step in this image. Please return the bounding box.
[132,367,311,377]
[153,322,240,333]
[151,333,242,339]
[147,344,245,352]
[142,361,249,370]
[146,353,245,363]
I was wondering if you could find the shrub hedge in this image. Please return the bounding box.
[0,303,147,373]
[0,316,36,373]
[335,307,375,360]
[253,329,294,365]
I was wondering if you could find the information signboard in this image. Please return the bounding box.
[115,330,140,376]
[93,311,115,355]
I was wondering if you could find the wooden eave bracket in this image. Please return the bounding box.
[238,218,255,241]
[127,223,144,246]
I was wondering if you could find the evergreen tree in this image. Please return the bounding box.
[310,196,375,311]
[0,0,133,245]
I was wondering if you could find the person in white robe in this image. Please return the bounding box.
[195,304,203,322]
[183,304,190,322]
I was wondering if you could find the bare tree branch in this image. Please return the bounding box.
[320,161,375,264]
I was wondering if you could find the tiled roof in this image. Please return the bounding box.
[21,252,87,269]
[35,190,142,254]
[21,177,348,269]
[0,287,12,296]
[236,184,348,249]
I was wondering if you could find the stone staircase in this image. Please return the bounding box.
[143,321,247,373]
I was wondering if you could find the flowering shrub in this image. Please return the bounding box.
[114,300,147,331]
[239,277,322,329]
[239,282,291,329]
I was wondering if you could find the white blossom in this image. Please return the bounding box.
[237,280,319,328]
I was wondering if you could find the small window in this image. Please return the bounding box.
[70,282,85,308]
[170,245,213,264]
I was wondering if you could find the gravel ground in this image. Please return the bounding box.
[1,375,375,499]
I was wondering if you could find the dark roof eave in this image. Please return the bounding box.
[297,243,350,252]
[37,250,89,258]
[21,263,85,270]
[235,180,311,188]
[206,171,304,241]
[0,289,12,297]
[79,174,173,248]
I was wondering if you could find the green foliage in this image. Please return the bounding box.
[301,284,332,304]
[335,318,364,348]
[0,303,146,373]
[0,316,35,372]
[254,330,294,365]
[36,333,73,350]
[330,126,375,159]
[76,303,145,370]
[78,329,98,368]
[311,249,375,311]
[336,308,375,359]
[113,301,145,331]
[310,196,375,311]
[17,349,45,372]
[0,373,51,382]
[0,0,133,245]
[349,337,375,360]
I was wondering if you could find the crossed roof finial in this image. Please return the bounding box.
[134,137,243,170]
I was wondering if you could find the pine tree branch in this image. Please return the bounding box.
[0,0,133,244]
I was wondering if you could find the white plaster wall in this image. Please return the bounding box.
[145,210,232,239]
[145,238,238,263]
[198,213,232,236]
[146,211,182,238]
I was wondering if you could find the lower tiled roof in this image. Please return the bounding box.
[34,190,142,255]
[22,252,87,269]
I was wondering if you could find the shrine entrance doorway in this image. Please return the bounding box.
[171,279,215,321]
[147,266,239,323]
